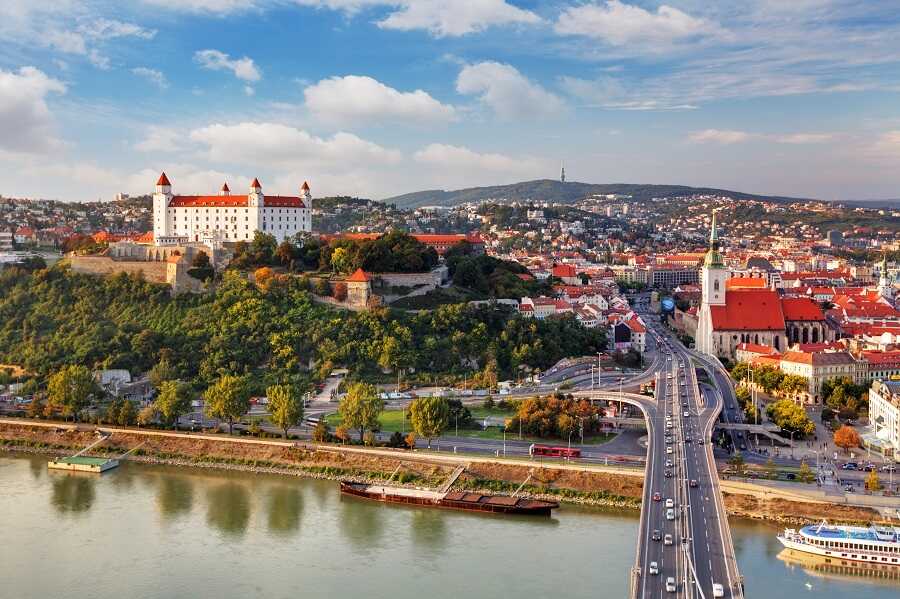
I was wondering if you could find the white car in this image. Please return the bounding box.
[649,561,659,575]
[666,508,675,520]
[683,411,689,417]
[663,534,673,545]
[666,577,676,592]
[665,498,674,508]
[666,446,673,454]
[712,583,724,597]
[665,459,673,468]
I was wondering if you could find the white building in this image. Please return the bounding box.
[152,172,312,244]
[869,379,900,461]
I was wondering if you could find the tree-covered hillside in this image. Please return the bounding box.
[383,179,810,209]
[0,266,605,392]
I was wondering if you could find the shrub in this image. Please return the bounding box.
[363,431,376,446]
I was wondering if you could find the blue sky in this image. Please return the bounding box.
[2,1,900,202]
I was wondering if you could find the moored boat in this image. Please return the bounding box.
[339,482,558,516]
[777,520,900,567]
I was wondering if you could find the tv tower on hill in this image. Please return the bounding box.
[560,164,566,183]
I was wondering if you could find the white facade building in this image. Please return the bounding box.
[152,172,312,244]
[869,380,900,460]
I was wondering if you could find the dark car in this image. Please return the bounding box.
[652,530,662,541]
[785,473,797,480]
[689,479,698,488]
[842,462,858,470]
[665,470,673,478]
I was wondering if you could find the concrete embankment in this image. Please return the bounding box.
[0,419,642,509]
[0,418,889,523]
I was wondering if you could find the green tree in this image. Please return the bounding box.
[155,380,193,428]
[267,383,304,439]
[338,382,383,442]
[148,358,178,390]
[728,452,745,476]
[797,461,814,484]
[408,397,449,447]
[47,365,98,422]
[204,375,251,435]
[188,251,214,281]
[312,419,330,442]
[117,399,137,426]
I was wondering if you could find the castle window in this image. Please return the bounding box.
[714,280,720,291]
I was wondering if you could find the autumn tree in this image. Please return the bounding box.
[865,469,882,491]
[408,396,449,448]
[155,380,193,428]
[204,375,251,435]
[833,425,861,452]
[267,383,304,439]
[47,365,99,422]
[797,461,814,484]
[338,382,383,443]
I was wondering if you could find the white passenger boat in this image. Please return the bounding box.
[777,520,900,566]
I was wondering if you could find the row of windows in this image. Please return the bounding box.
[167,207,306,214]
[810,537,900,554]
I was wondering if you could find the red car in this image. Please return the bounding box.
[652,492,662,502]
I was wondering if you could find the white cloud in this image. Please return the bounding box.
[559,75,697,110]
[243,85,255,96]
[124,165,253,196]
[304,75,456,125]
[46,29,87,54]
[189,122,402,168]
[140,0,258,13]
[135,126,182,152]
[88,49,111,70]
[194,49,261,82]
[689,129,835,145]
[456,61,565,120]
[376,0,540,37]
[81,18,156,41]
[0,66,66,153]
[414,143,534,172]
[555,1,724,48]
[132,67,169,89]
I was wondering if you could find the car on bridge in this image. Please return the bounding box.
[666,577,676,592]
[665,498,674,508]
[664,533,673,545]
[649,561,659,575]
[713,583,724,597]
[666,508,675,520]
[652,529,661,541]
[689,479,698,488]
[653,492,662,501]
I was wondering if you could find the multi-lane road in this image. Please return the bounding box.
[629,326,743,598]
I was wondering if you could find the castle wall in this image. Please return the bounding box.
[69,255,169,285]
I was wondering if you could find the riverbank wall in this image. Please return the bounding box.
[0,418,886,524]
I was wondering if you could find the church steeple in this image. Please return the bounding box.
[704,209,725,268]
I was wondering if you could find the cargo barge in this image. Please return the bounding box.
[339,482,559,516]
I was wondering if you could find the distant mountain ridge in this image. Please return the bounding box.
[383,179,813,209]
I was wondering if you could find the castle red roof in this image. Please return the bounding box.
[250,178,261,189]
[156,172,171,186]
[301,181,310,191]
[168,195,305,208]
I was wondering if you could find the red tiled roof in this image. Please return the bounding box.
[519,304,534,312]
[156,172,171,186]
[625,319,646,333]
[781,297,825,321]
[710,289,785,331]
[551,264,577,278]
[346,268,371,283]
[862,351,900,366]
[168,195,306,208]
[301,181,310,191]
[727,277,766,289]
[221,182,230,192]
[736,342,778,355]
[251,177,261,189]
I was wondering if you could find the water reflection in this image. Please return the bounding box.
[339,496,384,547]
[50,472,96,515]
[28,455,44,480]
[157,475,194,519]
[206,482,251,537]
[777,549,900,588]
[410,509,447,549]
[267,485,303,536]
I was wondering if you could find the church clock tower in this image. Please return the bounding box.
[697,210,729,356]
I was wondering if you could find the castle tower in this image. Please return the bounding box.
[248,177,264,208]
[220,182,230,196]
[152,172,173,240]
[697,210,729,356]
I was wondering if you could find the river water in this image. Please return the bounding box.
[1,452,897,599]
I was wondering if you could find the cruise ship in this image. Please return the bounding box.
[778,521,900,566]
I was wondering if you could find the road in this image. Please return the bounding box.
[582,322,743,599]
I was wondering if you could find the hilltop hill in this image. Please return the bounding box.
[383,179,812,209]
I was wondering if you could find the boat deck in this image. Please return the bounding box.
[803,525,899,543]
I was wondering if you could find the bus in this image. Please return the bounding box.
[529,444,581,458]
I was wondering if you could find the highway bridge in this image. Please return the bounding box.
[575,329,744,598]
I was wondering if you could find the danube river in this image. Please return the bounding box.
[1,453,898,598]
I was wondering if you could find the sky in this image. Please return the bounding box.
[2,0,900,203]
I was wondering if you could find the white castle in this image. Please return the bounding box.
[152,172,313,244]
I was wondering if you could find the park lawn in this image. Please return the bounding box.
[325,406,617,446]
